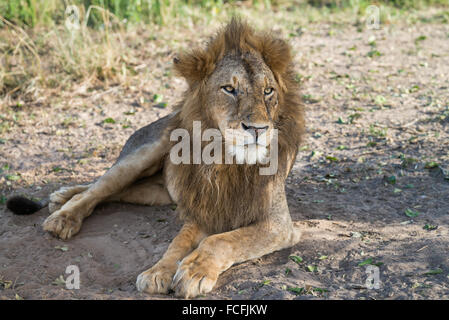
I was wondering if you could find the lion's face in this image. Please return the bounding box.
[204,53,279,164]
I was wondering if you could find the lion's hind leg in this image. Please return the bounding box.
[48,184,92,213]
[106,172,172,206]
[43,138,169,240]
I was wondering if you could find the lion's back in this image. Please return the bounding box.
[116,112,177,162]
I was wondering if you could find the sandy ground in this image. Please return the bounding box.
[1,18,449,300]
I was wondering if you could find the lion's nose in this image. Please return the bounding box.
[241,122,269,141]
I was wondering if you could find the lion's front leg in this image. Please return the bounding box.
[172,214,301,298]
[136,222,207,294]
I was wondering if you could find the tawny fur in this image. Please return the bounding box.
[7,18,305,298]
[165,18,304,234]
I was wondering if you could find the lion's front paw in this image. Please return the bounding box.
[171,250,219,298]
[42,211,82,240]
[136,264,175,295]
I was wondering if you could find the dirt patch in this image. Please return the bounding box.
[1,20,449,300]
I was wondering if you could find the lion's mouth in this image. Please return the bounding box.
[226,130,271,147]
[243,142,268,149]
[226,143,269,165]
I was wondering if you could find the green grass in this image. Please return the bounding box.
[307,0,449,9]
[1,0,448,28]
[0,0,231,28]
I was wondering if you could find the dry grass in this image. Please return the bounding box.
[0,7,129,106]
[0,1,447,110]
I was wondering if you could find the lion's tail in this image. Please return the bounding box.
[6,196,48,215]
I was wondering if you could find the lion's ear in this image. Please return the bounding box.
[260,36,291,90]
[173,49,213,85]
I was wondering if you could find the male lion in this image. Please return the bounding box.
[7,18,305,298]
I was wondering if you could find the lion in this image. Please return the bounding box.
[6,18,305,298]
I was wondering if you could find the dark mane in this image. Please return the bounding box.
[173,17,292,89]
[167,18,305,234]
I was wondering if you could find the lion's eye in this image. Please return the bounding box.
[222,85,236,95]
[264,87,274,95]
